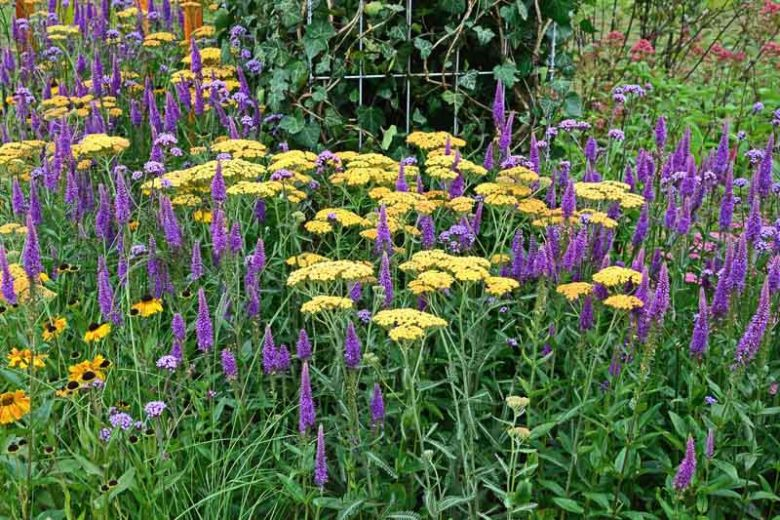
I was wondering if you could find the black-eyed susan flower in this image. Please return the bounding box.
[42,317,68,341]
[84,322,111,343]
[68,361,100,385]
[0,390,31,425]
[130,295,163,317]
[7,348,47,369]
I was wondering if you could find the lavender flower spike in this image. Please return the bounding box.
[296,328,312,360]
[673,436,696,491]
[344,321,362,369]
[689,287,709,359]
[0,245,17,305]
[379,252,393,308]
[196,288,213,352]
[299,361,316,434]
[314,424,328,489]
[21,213,43,282]
[370,382,385,427]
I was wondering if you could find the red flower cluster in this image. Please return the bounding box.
[630,39,655,61]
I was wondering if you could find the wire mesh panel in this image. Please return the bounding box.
[304,0,510,149]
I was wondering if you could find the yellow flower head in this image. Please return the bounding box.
[130,296,164,318]
[7,348,47,369]
[556,282,593,301]
[592,266,642,287]
[287,260,375,287]
[0,390,31,425]
[84,322,111,343]
[485,276,520,296]
[42,317,68,341]
[603,294,644,311]
[300,296,354,315]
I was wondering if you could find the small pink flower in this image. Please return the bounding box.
[684,272,699,284]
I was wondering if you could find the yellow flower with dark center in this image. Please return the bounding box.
[0,390,31,425]
[131,295,163,317]
[84,323,111,343]
[68,355,111,385]
[7,348,47,369]
[556,282,594,302]
[42,316,68,342]
[603,294,644,311]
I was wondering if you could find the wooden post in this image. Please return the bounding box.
[182,2,203,42]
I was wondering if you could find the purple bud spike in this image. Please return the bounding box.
[689,287,709,359]
[673,436,697,491]
[314,424,328,489]
[298,362,316,434]
[655,116,667,150]
[370,382,385,427]
[262,326,277,374]
[211,161,226,205]
[296,329,312,360]
[221,349,238,380]
[196,288,213,352]
[561,180,576,219]
[0,245,17,305]
[21,214,43,282]
[190,240,203,281]
[344,321,362,369]
[379,252,393,308]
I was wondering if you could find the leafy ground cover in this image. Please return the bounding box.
[0,1,778,519]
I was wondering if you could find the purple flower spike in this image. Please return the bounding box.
[314,424,328,489]
[374,204,393,256]
[21,214,43,282]
[344,321,362,369]
[689,287,709,359]
[370,382,385,427]
[673,436,696,491]
[221,349,238,380]
[0,246,17,305]
[297,329,312,360]
[196,288,213,352]
[262,326,277,374]
[379,252,393,308]
[211,160,226,205]
[299,361,316,434]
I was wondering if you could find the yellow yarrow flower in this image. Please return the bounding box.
[485,276,520,296]
[556,282,593,301]
[603,294,644,311]
[287,260,374,287]
[592,266,642,287]
[300,296,354,315]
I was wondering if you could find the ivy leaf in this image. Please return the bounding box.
[414,37,433,59]
[516,0,529,20]
[493,63,518,87]
[472,25,495,45]
[459,70,477,90]
[295,121,322,149]
[279,114,304,134]
[357,106,385,134]
[304,19,336,60]
[563,92,582,117]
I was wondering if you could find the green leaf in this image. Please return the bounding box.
[552,497,584,513]
[414,37,433,59]
[493,63,518,87]
[516,0,529,20]
[668,411,687,439]
[472,25,495,45]
[304,20,336,59]
[381,125,398,151]
[563,92,582,117]
[357,106,385,134]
